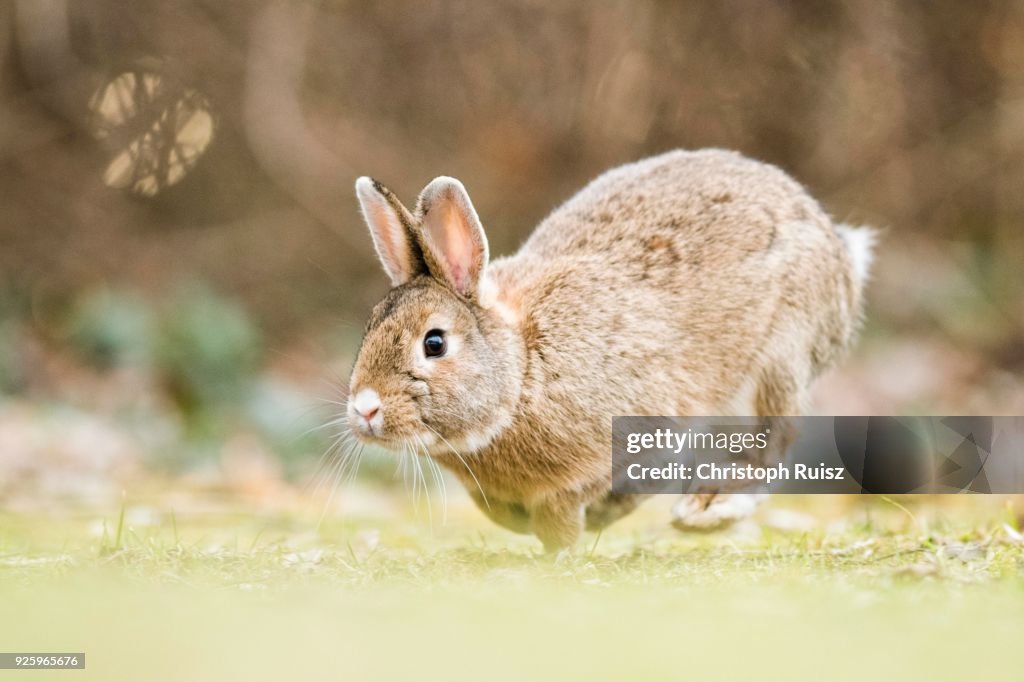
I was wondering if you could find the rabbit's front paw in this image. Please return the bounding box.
[531,498,585,552]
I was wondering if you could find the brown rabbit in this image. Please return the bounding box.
[345,149,874,551]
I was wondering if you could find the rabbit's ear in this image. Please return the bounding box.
[415,177,490,299]
[355,177,425,286]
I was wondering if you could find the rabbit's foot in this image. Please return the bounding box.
[531,497,585,552]
[671,493,765,531]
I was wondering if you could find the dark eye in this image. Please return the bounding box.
[423,329,447,358]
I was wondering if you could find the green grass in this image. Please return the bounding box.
[1,494,1022,681]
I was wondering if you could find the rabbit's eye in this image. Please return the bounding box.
[423,329,447,358]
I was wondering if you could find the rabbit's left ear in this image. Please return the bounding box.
[416,177,490,299]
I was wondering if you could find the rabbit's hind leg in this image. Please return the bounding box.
[671,493,766,531]
[670,365,804,532]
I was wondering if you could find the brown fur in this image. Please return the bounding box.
[348,149,873,551]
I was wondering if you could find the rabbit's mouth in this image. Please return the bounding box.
[353,424,441,455]
[349,420,396,445]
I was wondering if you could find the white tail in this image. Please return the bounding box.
[836,224,877,286]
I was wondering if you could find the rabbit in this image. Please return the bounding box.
[345,148,874,551]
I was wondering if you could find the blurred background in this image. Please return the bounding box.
[1,0,1022,512]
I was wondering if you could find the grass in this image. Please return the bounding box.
[1,492,1022,681]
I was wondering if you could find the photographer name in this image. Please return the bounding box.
[625,462,846,484]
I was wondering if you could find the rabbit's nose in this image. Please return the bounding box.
[350,388,382,424]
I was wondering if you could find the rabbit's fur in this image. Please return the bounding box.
[347,149,874,551]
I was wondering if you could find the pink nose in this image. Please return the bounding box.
[350,389,382,423]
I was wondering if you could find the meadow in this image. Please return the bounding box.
[2,492,1022,681]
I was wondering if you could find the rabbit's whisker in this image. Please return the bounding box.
[307,425,355,498]
[317,435,360,528]
[407,437,432,528]
[301,414,352,437]
[415,433,448,525]
[308,427,346,497]
[423,424,490,511]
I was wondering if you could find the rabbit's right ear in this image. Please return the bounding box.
[355,177,425,286]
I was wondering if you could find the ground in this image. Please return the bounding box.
[1,492,1022,681]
